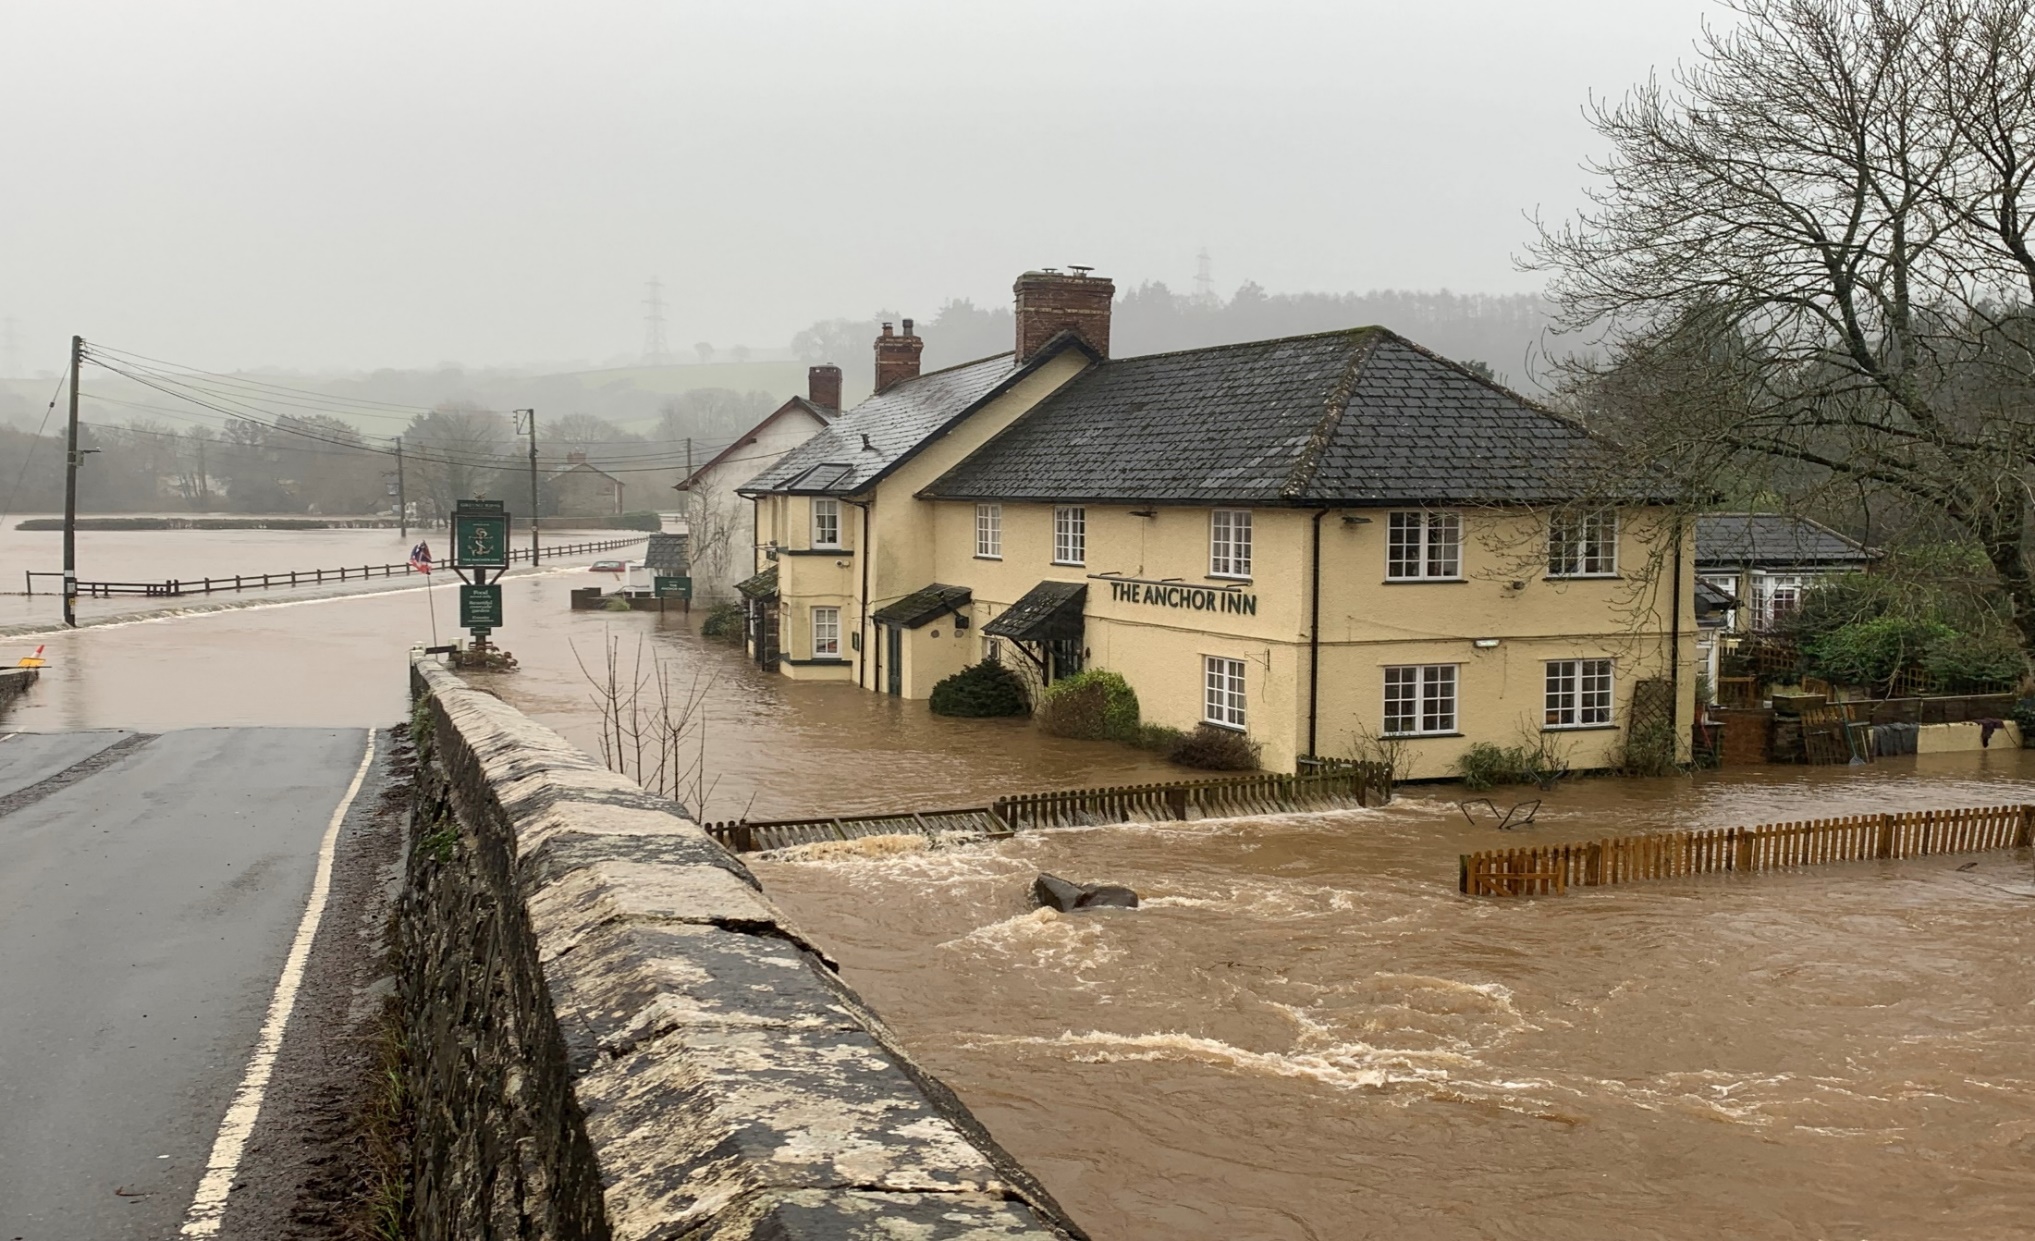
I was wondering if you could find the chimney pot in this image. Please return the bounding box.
[567,450,587,465]
[807,364,843,411]
[872,317,923,392]
[1014,268,1114,363]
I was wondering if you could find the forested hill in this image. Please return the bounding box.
[794,284,1558,390]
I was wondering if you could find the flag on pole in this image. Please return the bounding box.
[408,541,433,574]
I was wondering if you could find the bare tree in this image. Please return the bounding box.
[1530,0,2035,651]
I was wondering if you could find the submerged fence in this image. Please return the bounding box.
[23,536,647,598]
[1461,803,2035,897]
[702,762,1392,854]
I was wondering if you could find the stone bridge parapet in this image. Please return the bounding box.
[403,656,1082,1241]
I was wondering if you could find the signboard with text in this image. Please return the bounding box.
[460,583,503,631]
[654,575,692,600]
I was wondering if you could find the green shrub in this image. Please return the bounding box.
[618,510,664,532]
[1457,742,1529,791]
[1168,724,1262,771]
[2013,697,2035,742]
[1802,616,1954,689]
[700,602,745,643]
[929,661,1031,717]
[1132,723,1189,752]
[1920,630,2026,691]
[1035,669,1140,741]
[602,594,633,612]
[1614,718,1682,777]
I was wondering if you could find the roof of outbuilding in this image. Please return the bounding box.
[641,532,689,572]
[870,583,972,629]
[921,328,1663,507]
[1694,513,1877,569]
[738,353,1024,497]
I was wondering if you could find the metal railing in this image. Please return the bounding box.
[24,536,649,598]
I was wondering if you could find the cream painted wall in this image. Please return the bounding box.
[686,406,829,603]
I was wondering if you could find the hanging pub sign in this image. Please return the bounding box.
[452,500,511,569]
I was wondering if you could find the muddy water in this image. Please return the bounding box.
[754,760,2035,1240]
[13,527,2035,1237]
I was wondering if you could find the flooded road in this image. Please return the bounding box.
[9,526,2034,1238]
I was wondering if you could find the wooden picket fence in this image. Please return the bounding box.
[702,761,1392,854]
[1461,803,2035,897]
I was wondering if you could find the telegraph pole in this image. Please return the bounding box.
[395,436,408,539]
[515,409,539,562]
[62,336,81,627]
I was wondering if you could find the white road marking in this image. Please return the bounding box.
[178,728,378,1238]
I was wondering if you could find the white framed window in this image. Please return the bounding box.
[1204,655,1246,729]
[1386,511,1461,579]
[1053,506,1086,566]
[811,606,841,658]
[811,498,841,548]
[976,503,1002,559]
[1545,658,1614,727]
[1754,574,1805,629]
[1210,509,1253,578]
[1548,511,1617,577]
[1383,664,1458,735]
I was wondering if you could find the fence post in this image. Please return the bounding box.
[2017,805,2034,849]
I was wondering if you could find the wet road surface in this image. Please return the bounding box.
[0,727,371,1241]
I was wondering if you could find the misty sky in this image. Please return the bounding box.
[3,1,1717,375]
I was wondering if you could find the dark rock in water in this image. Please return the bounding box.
[1032,873,1140,912]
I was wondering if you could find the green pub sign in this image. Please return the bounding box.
[460,584,503,631]
[452,505,511,568]
[654,575,692,600]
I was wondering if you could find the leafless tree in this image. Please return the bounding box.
[1529,0,2035,651]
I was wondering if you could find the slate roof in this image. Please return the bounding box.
[1694,514,1876,570]
[921,328,1665,507]
[642,532,689,573]
[870,583,972,629]
[739,354,1022,497]
[983,581,1087,643]
[734,564,778,599]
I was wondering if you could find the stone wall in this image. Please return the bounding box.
[0,667,37,715]
[402,656,1083,1241]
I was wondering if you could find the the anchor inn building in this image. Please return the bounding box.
[737,270,1694,774]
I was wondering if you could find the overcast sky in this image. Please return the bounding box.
[1,1,1718,374]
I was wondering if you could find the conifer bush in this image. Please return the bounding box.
[1035,669,1141,740]
[1167,724,1262,771]
[928,661,1031,717]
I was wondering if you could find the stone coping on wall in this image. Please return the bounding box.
[410,657,1083,1241]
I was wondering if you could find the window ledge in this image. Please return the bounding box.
[1545,573,1622,581]
[1208,573,1253,583]
[1381,730,1465,739]
[1381,577,1468,585]
[782,548,852,557]
[1542,723,1618,732]
[975,554,1003,561]
[1200,719,1248,733]
[1051,561,1086,568]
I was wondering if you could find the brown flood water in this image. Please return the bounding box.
[10,531,2033,1239]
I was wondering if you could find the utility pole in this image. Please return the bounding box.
[515,409,539,562]
[62,336,81,627]
[395,436,408,540]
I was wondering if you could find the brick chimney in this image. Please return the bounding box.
[1015,269,1114,363]
[566,450,587,465]
[807,363,842,411]
[872,319,923,392]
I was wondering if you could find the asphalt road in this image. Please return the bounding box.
[0,727,374,1241]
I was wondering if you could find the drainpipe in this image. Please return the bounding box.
[1308,508,1328,760]
[1669,513,1685,750]
[847,497,872,690]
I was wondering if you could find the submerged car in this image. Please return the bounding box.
[589,559,629,573]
